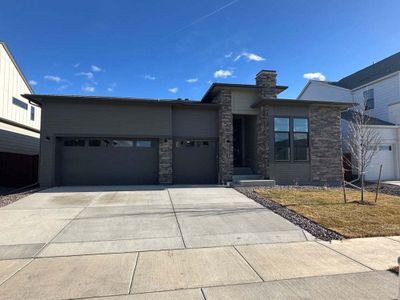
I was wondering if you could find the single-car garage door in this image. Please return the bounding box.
[58,138,158,185]
[173,139,217,184]
[365,144,396,181]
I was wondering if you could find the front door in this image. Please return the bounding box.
[233,117,243,167]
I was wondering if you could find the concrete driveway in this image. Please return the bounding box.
[0,186,398,299]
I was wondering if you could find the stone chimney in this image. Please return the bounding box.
[255,70,277,99]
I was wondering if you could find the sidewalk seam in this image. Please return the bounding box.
[233,245,264,282]
[316,241,374,271]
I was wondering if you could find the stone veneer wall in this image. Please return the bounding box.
[309,105,342,184]
[159,138,173,184]
[256,71,277,99]
[255,71,276,178]
[215,90,233,184]
[256,105,270,177]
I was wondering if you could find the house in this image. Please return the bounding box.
[298,51,400,181]
[0,42,41,188]
[23,70,351,188]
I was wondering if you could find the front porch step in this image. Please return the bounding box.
[233,167,254,175]
[232,174,263,182]
[233,179,276,187]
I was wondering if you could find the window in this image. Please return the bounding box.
[88,140,101,147]
[136,141,152,148]
[274,117,290,161]
[30,106,35,121]
[113,140,134,147]
[64,139,85,147]
[379,145,392,151]
[363,89,374,110]
[274,117,309,161]
[293,118,309,161]
[12,98,28,110]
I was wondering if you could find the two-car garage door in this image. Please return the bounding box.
[59,138,159,185]
[58,137,218,185]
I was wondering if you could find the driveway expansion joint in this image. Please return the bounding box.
[167,189,187,248]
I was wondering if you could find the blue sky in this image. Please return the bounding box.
[1,0,400,100]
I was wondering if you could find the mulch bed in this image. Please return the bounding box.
[0,187,41,208]
[235,186,344,241]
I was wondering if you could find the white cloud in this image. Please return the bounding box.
[29,80,38,86]
[73,63,80,68]
[76,72,94,80]
[82,85,95,92]
[91,65,102,72]
[58,85,69,91]
[168,87,178,93]
[107,87,113,92]
[186,78,198,83]
[224,52,233,58]
[234,52,265,62]
[214,69,233,79]
[143,74,156,80]
[303,72,326,81]
[44,75,62,83]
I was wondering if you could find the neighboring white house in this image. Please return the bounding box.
[298,51,400,181]
[0,42,41,187]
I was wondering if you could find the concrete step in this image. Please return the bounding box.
[232,174,263,182]
[233,167,254,175]
[233,179,276,187]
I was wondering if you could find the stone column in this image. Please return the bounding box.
[309,105,342,184]
[216,89,233,184]
[256,105,270,178]
[159,138,173,184]
[255,70,277,178]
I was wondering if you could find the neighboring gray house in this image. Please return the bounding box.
[24,70,350,188]
[298,51,400,181]
[0,42,40,187]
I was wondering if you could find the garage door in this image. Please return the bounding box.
[58,138,158,185]
[173,139,217,184]
[365,144,396,181]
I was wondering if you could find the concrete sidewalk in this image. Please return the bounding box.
[0,186,398,299]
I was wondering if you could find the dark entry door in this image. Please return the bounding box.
[233,117,243,167]
[59,138,159,185]
[173,139,217,184]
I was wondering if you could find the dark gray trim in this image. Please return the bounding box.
[0,117,40,133]
[22,94,220,108]
[251,98,354,109]
[201,83,288,103]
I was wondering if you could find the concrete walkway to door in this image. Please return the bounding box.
[0,186,398,299]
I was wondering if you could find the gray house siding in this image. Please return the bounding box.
[39,99,218,187]
[268,105,311,184]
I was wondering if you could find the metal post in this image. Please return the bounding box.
[375,165,383,203]
[342,167,347,204]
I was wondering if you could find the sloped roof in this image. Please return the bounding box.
[341,110,395,126]
[330,51,400,89]
[0,42,33,93]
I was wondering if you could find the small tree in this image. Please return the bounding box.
[343,100,382,204]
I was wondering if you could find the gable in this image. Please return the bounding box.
[298,81,352,102]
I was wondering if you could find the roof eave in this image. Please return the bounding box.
[251,98,354,109]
